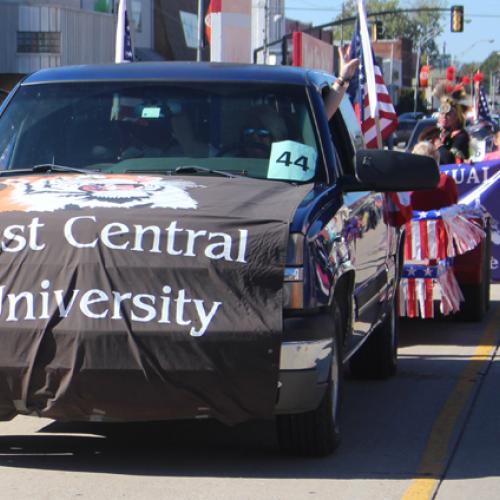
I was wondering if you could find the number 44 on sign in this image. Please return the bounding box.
[267,141,317,181]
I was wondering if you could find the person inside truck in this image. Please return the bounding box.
[241,106,288,158]
[120,113,184,159]
[324,45,360,121]
[217,47,357,161]
[229,106,289,159]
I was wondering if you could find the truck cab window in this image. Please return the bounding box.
[326,95,360,177]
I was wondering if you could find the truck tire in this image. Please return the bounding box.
[349,297,398,379]
[276,301,343,457]
[457,226,491,322]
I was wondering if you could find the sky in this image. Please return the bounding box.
[285,0,499,64]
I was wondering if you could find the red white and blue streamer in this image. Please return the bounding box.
[400,204,485,318]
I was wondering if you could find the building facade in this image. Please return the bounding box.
[0,0,156,91]
[252,0,285,64]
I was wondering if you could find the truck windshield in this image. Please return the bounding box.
[0,81,321,182]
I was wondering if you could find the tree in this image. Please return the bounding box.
[334,0,446,60]
[479,51,500,94]
[458,52,500,94]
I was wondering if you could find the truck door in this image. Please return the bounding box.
[330,97,390,349]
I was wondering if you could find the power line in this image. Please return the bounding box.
[465,14,500,18]
[286,7,500,18]
[286,7,341,11]
[286,0,337,7]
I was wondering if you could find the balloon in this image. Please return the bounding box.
[419,65,430,87]
[473,71,484,83]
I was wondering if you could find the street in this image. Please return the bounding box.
[0,287,498,500]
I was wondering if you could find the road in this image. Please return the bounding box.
[0,287,499,500]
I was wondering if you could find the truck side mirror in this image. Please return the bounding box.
[343,149,440,192]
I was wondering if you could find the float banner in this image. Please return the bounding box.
[0,174,311,424]
[440,159,500,281]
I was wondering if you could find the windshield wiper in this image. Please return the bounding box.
[0,164,97,177]
[31,163,98,174]
[0,163,100,177]
[173,165,238,178]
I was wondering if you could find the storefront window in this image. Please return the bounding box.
[17,32,61,54]
[131,0,142,32]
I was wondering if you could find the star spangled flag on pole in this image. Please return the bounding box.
[347,3,398,148]
[356,0,378,123]
[115,0,134,63]
[347,2,406,225]
[476,82,492,122]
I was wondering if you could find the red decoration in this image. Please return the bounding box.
[419,64,430,87]
[462,75,470,85]
[446,83,454,94]
[473,71,484,83]
[446,65,456,81]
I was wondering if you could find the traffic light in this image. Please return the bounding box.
[372,20,383,41]
[450,5,464,33]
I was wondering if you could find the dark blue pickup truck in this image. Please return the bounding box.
[0,62,437,456]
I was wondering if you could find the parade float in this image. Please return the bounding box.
[400,160,499,321]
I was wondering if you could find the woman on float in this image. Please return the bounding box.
[436,90,470,165]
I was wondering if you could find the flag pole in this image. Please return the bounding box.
[114,0,133,63]
[114,0,125,63]
[357,0,383,149]
[357,0,377,120]
[375,113,383,149]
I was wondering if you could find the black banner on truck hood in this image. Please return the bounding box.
[0,174,311,424]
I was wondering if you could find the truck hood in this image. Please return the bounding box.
[0,173,312,424]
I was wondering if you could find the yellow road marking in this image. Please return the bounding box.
[401,305,500,500]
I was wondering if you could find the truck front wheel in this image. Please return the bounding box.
[276,301,343,456]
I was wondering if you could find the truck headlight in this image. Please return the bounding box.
[284,233,304,309]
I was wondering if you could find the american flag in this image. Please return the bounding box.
[346,11,408,224]
[347,18,398,148]
[115,0,134,63]
[475,82,492,122]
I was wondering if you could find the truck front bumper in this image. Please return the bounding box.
[275,312,333,414]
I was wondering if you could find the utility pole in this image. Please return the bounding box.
[340,1,345,46]
[414,37,421,113]
[414,29,438,113]
[264,0,270,64]
[196,0,204,62]
[490,71,495,110]
[389,42,394,86]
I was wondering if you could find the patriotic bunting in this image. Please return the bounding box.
[400,205,485,319]
[404,217,447,261]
